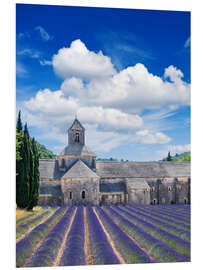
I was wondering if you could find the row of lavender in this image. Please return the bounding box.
[102,205,190,261]
[16,205,190,267]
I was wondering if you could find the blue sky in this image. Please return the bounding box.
[16,4,190,161]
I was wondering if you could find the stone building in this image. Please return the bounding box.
[39,118,190,206]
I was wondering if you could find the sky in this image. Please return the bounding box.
[16,3,190,161]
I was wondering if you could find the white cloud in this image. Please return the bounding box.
[21,40,190,154]
[52,39,116,79]
[35,26,53,41]
[184,37,190,48]
[40,60,52,66]
[77,106,143,132]
[164,65,183,82]
[16,62,27,77]
[59,61,190,113]
[17,48,40,59]
[133,130,171,144]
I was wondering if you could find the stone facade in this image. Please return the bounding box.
[39,118,190,206]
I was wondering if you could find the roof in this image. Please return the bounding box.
[68,118,84,131]
[100,182,126,193]
[39,160,63,179]
[60,143,96,156]
[125,178,150,189]
[96,162,190,178]
[62,160,100,179]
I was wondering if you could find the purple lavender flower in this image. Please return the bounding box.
[59,206,85,266]
[86,206,120,265]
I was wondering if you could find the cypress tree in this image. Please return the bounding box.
[16,111,22,132]
[16,112,25,208]
[19,123,31,208]
[27,138,40,210]
[167,151,172,161]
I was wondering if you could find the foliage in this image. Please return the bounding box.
[166,152,172,161]
[36,142,56,159]
[162,152,190,162]
[16,111,41,210]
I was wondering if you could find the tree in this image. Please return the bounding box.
[18,123,31,208]
[16,112,25,207]
[16,111,23,132]
[166,151,172,161]
[27,138,40,210]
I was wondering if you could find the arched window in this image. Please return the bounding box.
[82,190,85,199]
[75,132,80,142]
[69,191,72,200]
[168,186,172,191]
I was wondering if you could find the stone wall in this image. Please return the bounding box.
[146,177,190,204]
[61,177,100,205]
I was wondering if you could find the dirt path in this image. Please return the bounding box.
[53,207,77,266]
[84,207,94,265]
[104,207,159,263]
[16,208,59,243]
[22,208,66,267]
[93,207,125,264]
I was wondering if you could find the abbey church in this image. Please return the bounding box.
[39,118,190,205]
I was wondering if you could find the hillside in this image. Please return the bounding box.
[162,152,190,162]
[36,142,56,159]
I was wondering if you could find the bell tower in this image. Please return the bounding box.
[68,117,85,145]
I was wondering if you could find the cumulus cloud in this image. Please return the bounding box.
[22,39,190,153]
[59,62,190,113]
[133,130,171,144]
[35,26,53,41]
[52,39,116,79]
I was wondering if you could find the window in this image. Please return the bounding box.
[82,190,85,199]
[168,186,172,191]
[75,132,80,142]
[69,191,72,200]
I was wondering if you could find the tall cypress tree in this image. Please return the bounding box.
[16,112,25,208]
[16,111,22,132]
[27,138,40,210]
[19,123,31,208]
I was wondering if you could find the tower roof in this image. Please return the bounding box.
[62,160,99,179]
[68,118,84,131]
[59,144,96,157]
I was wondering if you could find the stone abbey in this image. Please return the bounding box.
[39,118,190,205]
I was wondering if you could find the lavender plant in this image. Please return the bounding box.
[111,205,190,258]
[95,206,152,264]
[25,206,75,267]
[103,206,189,263]
[16,206,68,267]
[86,206,120,265]
[59,206,85,266]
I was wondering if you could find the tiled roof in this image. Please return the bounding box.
[62,160,99,179]
[96,162,190,178]
[60,144,96,156]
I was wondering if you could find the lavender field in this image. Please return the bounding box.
[16,205,190,267]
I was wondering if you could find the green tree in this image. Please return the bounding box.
[16,111,23,132]
[27,138,40,210]
[166,151,172,161]
[16,112,25,207]
[19,123,31,208]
